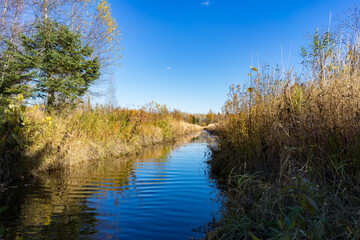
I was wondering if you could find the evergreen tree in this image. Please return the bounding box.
[0,39,33,108]
[1,20,100,109]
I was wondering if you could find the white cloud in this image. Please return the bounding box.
[201,1,210,6]
[166,66,172,70]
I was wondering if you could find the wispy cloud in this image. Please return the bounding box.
[166,66,172,70]
[201,1,210,6]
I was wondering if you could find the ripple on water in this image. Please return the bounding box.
[0,131,222,240]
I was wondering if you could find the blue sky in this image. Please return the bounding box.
[105,0,358,113]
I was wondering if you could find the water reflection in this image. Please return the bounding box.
[0,130,221,240]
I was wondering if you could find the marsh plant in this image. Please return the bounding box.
[208,15,360,240]
[0,99,202,183]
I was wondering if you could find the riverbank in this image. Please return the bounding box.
[206,51,360,239]
[0,101,203,184]
[0,130,220,239]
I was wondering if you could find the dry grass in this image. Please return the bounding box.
[204,123,218,133]
[208,32,360,239]
[170,119,204,135]
[0,103,202,181]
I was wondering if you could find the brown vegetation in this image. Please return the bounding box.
[207,10,360,239]
[1,101,202,183]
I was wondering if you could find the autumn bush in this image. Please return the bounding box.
[0,100,202,183]
[207,31,360,239]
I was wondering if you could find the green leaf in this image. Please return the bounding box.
[287,206,301,219]
[301,195,318,215]
[20,105,26,112]
[11,133,24,146]
[305,196,318,212]
[285,216,292,228]
[249,232,260,240]
[0,205,7,213]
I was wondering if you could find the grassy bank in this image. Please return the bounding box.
[207,34,360,238]
[0,100,202,184]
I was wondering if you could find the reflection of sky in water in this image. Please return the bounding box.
[0,131,222,240]
[89,141,220,239]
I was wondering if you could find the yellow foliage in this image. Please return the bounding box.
[250,65,258,71]
[19,104,202,174]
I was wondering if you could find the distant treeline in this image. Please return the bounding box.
[171,109,224,126]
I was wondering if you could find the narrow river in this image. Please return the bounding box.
[0,130,222,239]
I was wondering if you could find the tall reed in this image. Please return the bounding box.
[208,31,360,239]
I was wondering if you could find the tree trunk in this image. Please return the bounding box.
[47,89,55,107]
[43,0,48,20]
[0,0,9,36]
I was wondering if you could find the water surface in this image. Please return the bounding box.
[0,130,221,239]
